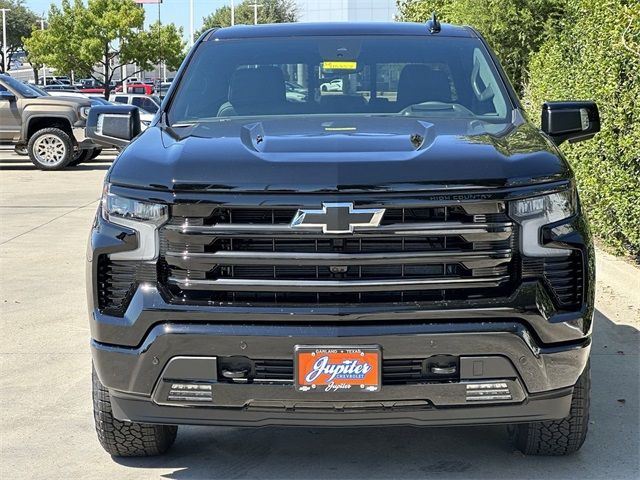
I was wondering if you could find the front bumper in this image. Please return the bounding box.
[88,184,594,427]
[72,125,99,149]
[92,321,590,427]
[109,388,574,428]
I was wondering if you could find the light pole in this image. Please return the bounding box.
[249,3,262,25]
[39,16,46,86]
[0,8,9,73]
[188,0,194,47]
[156,0,165,82]
[230,0,235,26]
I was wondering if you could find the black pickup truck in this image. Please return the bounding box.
[86,20,599,457]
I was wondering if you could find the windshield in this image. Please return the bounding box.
[25,83,49,96]
[0,75,40,98]
[168,35,513,126]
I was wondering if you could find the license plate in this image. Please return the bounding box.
[294,346,381,393]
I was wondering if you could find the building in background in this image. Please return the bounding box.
[295,0,398,22]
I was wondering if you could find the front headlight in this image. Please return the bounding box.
[101,184,168,260]
[79,106,91,120]
[509,189,577,257]
[101,184,168,225]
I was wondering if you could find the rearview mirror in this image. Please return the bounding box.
[86,104,141,148]
[541,101,600,145]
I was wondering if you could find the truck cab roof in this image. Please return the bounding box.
[206,22,475,40]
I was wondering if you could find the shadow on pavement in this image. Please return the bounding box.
[113,310,639,479]
[0,162,111,171]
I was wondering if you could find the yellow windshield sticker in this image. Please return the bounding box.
[322,61,357,70]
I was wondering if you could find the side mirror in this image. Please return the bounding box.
[542,101,600,145]
[0,90,16,101]
[86,104,141,148]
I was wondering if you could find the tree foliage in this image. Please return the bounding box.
[0,0,38,73]
[397,0,564,94]
[23,0,185,96]
[197,0,297,37]
[398,0,640,256]
[524,0,640,256]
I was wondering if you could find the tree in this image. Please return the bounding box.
[0,0,38,73]
[196,0,297,38]
[132,21,185,74]
[397,0,565,94]
[23,0,185,97]
[524,0,640,256]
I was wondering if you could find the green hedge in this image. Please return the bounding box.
[524,0,640,257]
[396,0,565,94]
[399,0,640,257]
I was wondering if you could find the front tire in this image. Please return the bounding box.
[68,148,95,167]
[14,145,28,156]
[27,128,74,170]
[92,367,177,457]
[90,148,103,160]
[509,360,590,455]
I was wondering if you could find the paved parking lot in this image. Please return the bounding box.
[0,148,638,479]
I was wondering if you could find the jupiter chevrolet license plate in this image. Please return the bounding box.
[294,346,381,393]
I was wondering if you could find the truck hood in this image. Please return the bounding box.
[21,96,92,108]
[109,116,570,193]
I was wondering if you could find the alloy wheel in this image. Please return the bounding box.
[33,134,68,166]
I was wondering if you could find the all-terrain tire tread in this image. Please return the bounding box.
[512,361,590,456]
[92,367,177,457]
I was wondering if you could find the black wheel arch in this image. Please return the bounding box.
[23,115,75,143]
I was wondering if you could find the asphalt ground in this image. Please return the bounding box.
[0,148,638,479]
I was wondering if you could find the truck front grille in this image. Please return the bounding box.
[158,202,516,306]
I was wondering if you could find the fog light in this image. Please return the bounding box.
[465,382,512,402]
[167,383,213,402]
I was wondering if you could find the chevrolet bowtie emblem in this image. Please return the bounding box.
[290,203,385,234]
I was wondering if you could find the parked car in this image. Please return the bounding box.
[79,78,100,89]
[53,76,71,85]
[0,74,99,169]
[46,90,89,99]
[107,93,158,129]
[109,93,161,115]
[38,75,71,86]
[286,80,306,93]
[86,95,114,106]
[43,84,80,92]
[86,21,599,457]
[114,82,154,95]
[285,81,307,102]
[155,81,173,98]
[79,88,105,95]
[320,78,343,92]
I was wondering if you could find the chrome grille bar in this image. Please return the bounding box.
[165,249,512,269]
[164,221,513,244]
[167,276,511,293]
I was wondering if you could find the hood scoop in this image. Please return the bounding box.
[239,119,435,154]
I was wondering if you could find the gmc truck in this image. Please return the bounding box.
[0,74,99,169]
[86,21,599,457]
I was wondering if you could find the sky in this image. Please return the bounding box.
[23,0,231,43]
